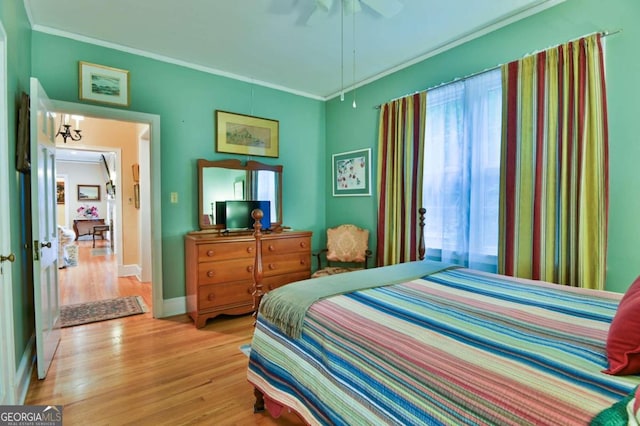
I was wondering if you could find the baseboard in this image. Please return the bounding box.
[161,296,186,318]
[118,264,141,277]
[15,335,35,404]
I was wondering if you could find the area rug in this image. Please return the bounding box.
[90,248,113,256]
[60,296,147,328]
[240,344,251,357]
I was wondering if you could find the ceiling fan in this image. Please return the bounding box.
[304,0,403,24]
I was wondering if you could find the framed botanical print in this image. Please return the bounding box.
[332,148,372,197]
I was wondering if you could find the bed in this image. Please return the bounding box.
[246,213,640,425]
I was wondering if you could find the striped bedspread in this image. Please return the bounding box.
[247,267,640,425]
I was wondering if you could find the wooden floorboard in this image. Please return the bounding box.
[25,240,303,425]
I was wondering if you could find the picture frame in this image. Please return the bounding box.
[56,181,65,204]
[332,148,372,197]
[134,184,140,209]
[79,61,130,106]
[77,184,100,201]
[215,110,279,158]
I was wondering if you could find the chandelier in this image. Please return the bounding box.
[56,114,83,143]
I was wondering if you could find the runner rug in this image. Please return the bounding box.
[60,296,147,328]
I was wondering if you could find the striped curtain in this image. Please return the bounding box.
[498,33,609,290]
[376,92,427,266]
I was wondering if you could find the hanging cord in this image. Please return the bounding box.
[340,2,345,101]
[352,3,357,108]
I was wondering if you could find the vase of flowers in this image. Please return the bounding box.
[77,205,99,219]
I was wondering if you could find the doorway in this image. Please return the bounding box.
[56,146,123,306]
[52,100,163,318]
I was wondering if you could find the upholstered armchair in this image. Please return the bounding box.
[311,224,372,278]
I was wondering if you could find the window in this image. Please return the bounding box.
[422,69,502,272]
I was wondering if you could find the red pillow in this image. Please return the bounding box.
[604,276,640,375]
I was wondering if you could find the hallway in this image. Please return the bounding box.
[59,239,152,308]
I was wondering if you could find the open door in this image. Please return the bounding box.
[30,78,61,379]
[0,22,17,404]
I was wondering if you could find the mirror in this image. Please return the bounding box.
[198,159,283,230]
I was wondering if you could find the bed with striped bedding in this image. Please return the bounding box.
[247,263,640,425]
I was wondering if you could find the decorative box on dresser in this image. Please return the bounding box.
[185,230,312,328]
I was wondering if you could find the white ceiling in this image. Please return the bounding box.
[56,148,112,164]
[25,0,563,99]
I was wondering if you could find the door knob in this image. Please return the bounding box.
[0,253,15,263]
[41,241,52,248]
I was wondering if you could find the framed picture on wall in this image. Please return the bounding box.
[77,184,100,201]
[332,148,372,197]
[56,181,65,204]
[134,184,140,209]
[79,61,130,106]
[215,110,279,158]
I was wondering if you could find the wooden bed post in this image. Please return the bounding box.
[250,209,266,413]
[251,209,264,325]
[418,207,426,261]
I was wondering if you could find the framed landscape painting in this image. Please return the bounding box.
[77,184,100,201]
[79,61,130,106]
[332,148,372,196]
[216,110,279,158]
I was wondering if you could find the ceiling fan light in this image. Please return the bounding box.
[343,0,361,15]
[315,0,334,12]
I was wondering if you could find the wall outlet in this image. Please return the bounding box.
[170,192,178,204]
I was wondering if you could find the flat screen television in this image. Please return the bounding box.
[217,200,271,231]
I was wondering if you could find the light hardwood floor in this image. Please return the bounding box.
[25,240,303,425]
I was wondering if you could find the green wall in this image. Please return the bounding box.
[325,0,639,293]
[29,33,327,299]
[1,0,637,375]
[0,0,35,367]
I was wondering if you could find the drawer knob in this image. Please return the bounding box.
[207,293,215,301]
[268,263,276,270]
[268,244,275,251]
[206,250,215,257]
[300,242,307,248]
[300,259,306,265]
[247,246,254,253]
[247,265,254,273]
[207,270,215,278]
[268,284,273,291]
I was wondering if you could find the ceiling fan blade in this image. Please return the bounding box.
[360,0,403,18]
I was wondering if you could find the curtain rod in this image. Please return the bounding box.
[374,29,622,109]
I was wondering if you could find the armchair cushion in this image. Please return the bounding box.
[326,225,369,263]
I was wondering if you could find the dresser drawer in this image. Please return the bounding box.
[263,253,311,277]
[198,258,254,285]
[198,281,253,311]
[263,236,311,255]
[263,271,311,292]
[197,241,255,262]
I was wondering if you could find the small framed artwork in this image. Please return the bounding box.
[215,110,279,158]
[56,181,65,204]
[77,184,100,201]
[134,184,140,209]
[106,181,116,198]
[332,148,372,197]
[132,163,140,182]
[79,61,130,106]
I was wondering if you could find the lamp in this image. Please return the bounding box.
[56,114,82,143]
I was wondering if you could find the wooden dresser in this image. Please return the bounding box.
[184,230,312,328]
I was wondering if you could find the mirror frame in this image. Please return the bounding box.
[197,158,283,231]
